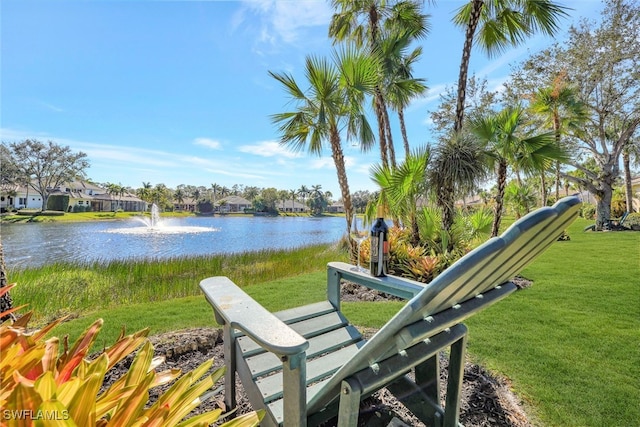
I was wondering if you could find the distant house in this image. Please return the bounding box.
[0,184,43,210]
[326,202,345,213]
[174,197,197,212]
[0,180,147,212]
[277,199,308,213]
[216,195,252,213]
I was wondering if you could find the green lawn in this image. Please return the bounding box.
[29,218,640,426]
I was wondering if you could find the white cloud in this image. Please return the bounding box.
[238,0,332,45]
[238,140,302,158]
[193,137,222,150]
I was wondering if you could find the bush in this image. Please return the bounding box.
[580,204,596,220]
[625,212,640,227]
[0,287,263,427]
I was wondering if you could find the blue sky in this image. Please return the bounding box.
[1,0,602,197]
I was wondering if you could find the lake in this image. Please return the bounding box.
[1,215,348,269]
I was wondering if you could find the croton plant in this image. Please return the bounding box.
[0,284,263,426]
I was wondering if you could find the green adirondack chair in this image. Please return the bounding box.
[200,196,581,426]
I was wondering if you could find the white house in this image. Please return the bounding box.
[0,184,43,210]
[0,180,147,212]
[216,195,252,213]
[277,199,308,213]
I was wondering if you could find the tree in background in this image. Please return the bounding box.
[270,49,377,236]
[451,0,569,134]
[529,71,587,205]
[510,0,640,229]
[329,0,429,168]
[2,139,90,211]
[471,105,564,236]
[430,133,486,243]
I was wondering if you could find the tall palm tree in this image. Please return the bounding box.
[289,189,298,213]
[472,105,565,236]
[452,0,569,134]
[429,133,486,243]
[298,185,310,211]
[529,72,587,204]
[329,0,428,168]
[210,183,219,209]
[380,30,428,158]
[270,50,377,235]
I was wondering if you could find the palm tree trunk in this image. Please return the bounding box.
[492,161,508,237]
[454,0,484,134]
[382,98,397,168]
[329,129,353,239]
[398,107,410,157]
[374,90,389,169]
[540,173,548,206]
[623,149,634,212]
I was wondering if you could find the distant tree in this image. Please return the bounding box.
[529,71,587,205]
[510,0,640,228]
[243,186,260,201]
[471,105,565,236]
[277,189,289,211]
[2,139,90,211]
[106,183,126,211]
[289,189,298,213]
[136,182,153,204]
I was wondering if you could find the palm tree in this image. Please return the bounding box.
[210,183,219,209]
[289,189,298,213]
[383,32,428,157]
[298,185,310,211]
[270,50,377,236]
[529,72,587,204]
[451,0,569,133]
[329,0,428,168]
[371,146,431,245]
[174,188,186,210]
[430,133,486,242]
[471,105,565,236]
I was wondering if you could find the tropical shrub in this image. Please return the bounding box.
[0,290,263,427]
[580,203,596,220]
[624,212,640,228]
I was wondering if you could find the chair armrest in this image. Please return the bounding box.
[200,277,309,357]
[328,262,426,300]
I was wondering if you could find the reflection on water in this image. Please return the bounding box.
[2,215,346,269]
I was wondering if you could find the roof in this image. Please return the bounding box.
[217,195,252,206]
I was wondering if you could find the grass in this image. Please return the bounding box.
[464,218,640,426]
[9,243,347,324]
[0,210,195,223]
[9,217,639,426]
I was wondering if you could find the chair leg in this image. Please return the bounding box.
[443,329,468,427]
[414,353,443,426]
[337,378,362,427]
[282,351,307,427]
[222,324,237,413]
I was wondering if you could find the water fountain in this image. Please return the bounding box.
[108,203,217,235]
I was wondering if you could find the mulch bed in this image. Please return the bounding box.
[102,282,533,426]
